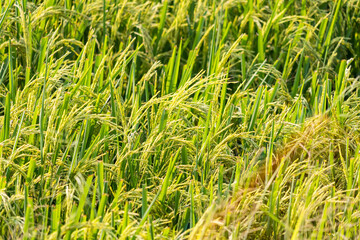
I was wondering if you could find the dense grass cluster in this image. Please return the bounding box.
[1,0,360,239]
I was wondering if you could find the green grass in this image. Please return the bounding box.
[1,0,360,239]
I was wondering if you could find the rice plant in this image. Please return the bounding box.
[0,0,360,239]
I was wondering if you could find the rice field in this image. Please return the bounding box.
[1,0,360,239]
